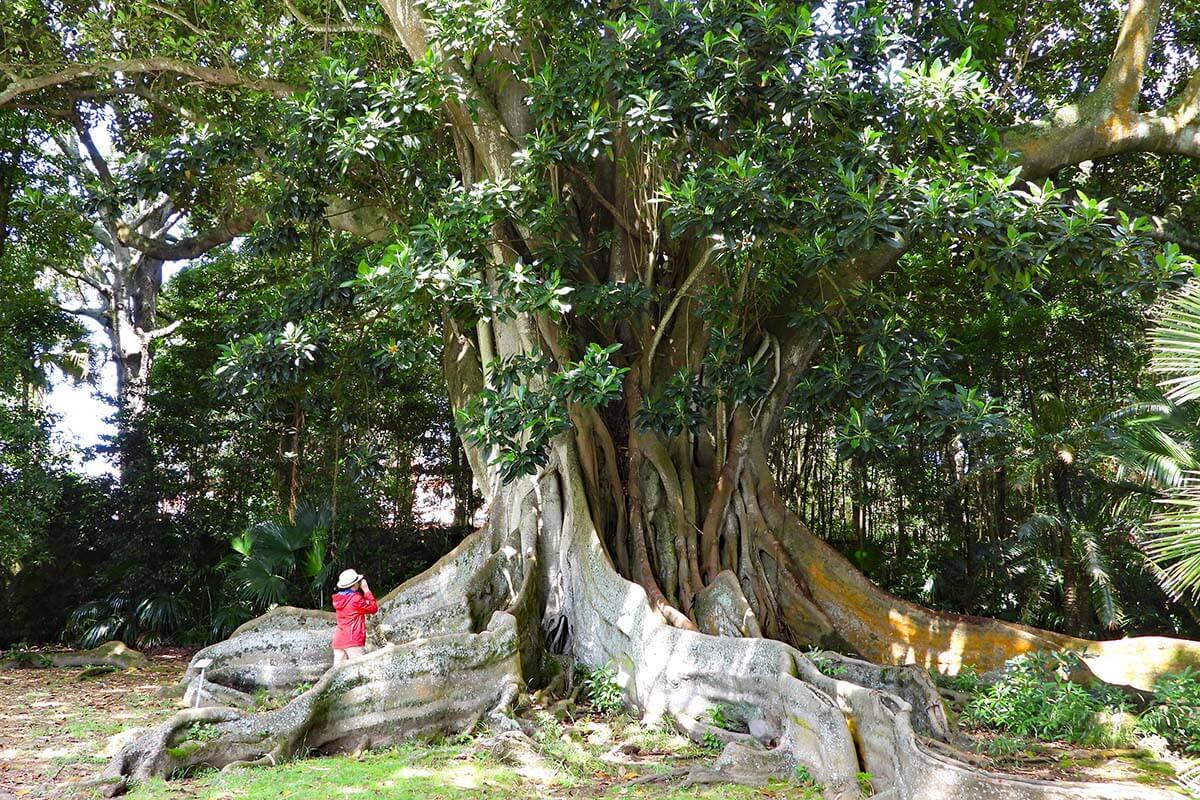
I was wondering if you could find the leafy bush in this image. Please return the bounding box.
[706,704,729,729]
[968,654,1200,755]
[793,763,824,792]
[1135,667,1200,754]
[964,653,1130,746]
[224,502,332,611]
[937,666,982,694]
[580,663,624,715]
[65,593,191,648]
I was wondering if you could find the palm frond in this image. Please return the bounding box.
[1077,528,1124,630]
[1146,479,1200,599]
[1152,280,1200,404]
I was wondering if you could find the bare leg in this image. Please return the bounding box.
[332,649,347,668]
[345,646,365,662]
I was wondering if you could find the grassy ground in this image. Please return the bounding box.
[0,650,1188,799]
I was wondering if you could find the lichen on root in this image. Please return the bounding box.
[101,444,1178,799]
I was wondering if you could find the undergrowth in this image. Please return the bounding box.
[965,653,1200,754]
[579,663,624,715]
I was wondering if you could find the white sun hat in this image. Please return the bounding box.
[336,568,363,589]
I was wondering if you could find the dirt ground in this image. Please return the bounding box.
[0,649,192,799]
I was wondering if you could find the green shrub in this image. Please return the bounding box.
[938,666,982,694]
[580,663,624,715]
[964,653,1129,746]
[706,704,729,729]
[794,763,824,792]
[1135,667,1200,754]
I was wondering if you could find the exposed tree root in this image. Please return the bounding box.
[100,610,522,795]
[753,471,1200,690]
[102,445,1178,799]
[0,641,147,671]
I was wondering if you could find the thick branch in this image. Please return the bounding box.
[116,208,260,259]
[1004,0,1200,177]
[1096,0,1161,117]
[146,319,183,340]
[58,302,106,323]
[283,0,396,39]
[377,0,516,179]
[0,58,294,107]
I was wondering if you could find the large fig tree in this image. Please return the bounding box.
[5,0,1200,797]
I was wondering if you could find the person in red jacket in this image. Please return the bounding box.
[331,568,378,667]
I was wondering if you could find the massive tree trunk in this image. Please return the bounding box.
[100,264,1198,800]
[100,428,1180,800]
[102,233,168,486]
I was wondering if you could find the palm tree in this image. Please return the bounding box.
[224,501,334,612]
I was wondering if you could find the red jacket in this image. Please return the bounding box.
[331,588,378,649]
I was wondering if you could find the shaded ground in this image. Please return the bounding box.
[0,649,190,798]
[0,649,1191,799]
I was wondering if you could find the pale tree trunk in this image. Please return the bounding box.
[103,224,168,488]
[51,121,180,489]
[95,0,1200,796]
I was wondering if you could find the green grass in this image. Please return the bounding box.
[129,744,524,799]
[65,709,126,738]
[123,740,793,800]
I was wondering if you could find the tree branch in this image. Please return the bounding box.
[1095,0,1162,117]
[1004,0,1199,177]
[378,0,517,180]
[283,0,396,39]
[146,319,183,340]
[72,113,114,187]
[644,238,718,377]
[0,58,295,107]
[116,207,261,259]
[47,260,108,295]
[1112,201,1200,256]
[57,302,106,323]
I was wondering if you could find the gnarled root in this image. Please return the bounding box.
[557,441,1175,800]
[101,611,522,791]
[178,528,496,700]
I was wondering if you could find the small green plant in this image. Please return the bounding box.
[702,731,723,752]
[580,663,624,715]
[291,681,314,698]
[857,770,874,797]
[964,653,1132,746]
[706,704,729,730]
[794,763,824,792]
[974,734,1026,759]
[804,646,848,678]
[184,722,221,742]
[940,666,982,694]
